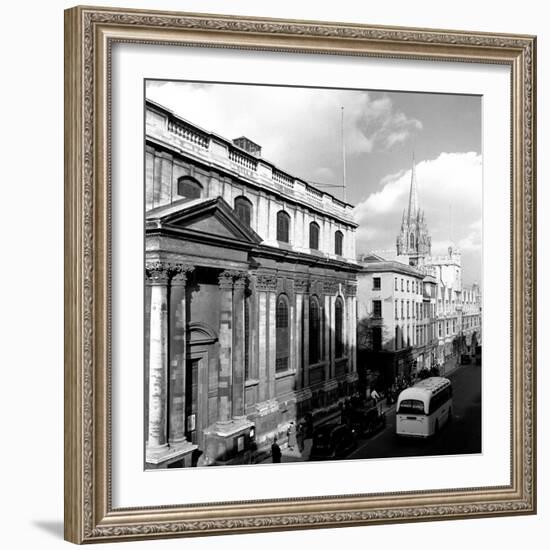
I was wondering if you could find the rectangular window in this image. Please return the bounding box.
[439,323,442,337]
[401,300,404,319]
[395,277,398,291]
[395,326,399,350]
[406,300,410,318]
[407,280,410,292]
[372,326,382,351]
[373,300,382,318]
[401,278,404,291]
[373,277,381,290]
[394,300,398,320]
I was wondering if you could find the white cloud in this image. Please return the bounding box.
[354,152,482,282]
[146,81,422,184]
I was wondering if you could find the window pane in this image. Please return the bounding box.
[234,197,252,226]
[309,298,320,364]
[335,298,344,357]
[335,231,343,255]
[309,222,319,249]
[276,296,289,372]
[398,399,425,415]
[277,211,290,243]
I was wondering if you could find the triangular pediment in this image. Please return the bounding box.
[146,197,262,245]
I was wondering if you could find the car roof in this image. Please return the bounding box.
[314,423,345,435]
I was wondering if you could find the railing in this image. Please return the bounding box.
[306,186,323,203]
[272,169,294,189]
[229,148,258,171]
[160,112,353,223]
[167,120,209,148]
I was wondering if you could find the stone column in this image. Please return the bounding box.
[294,278,309,390]
[145,261,171,453]
[217,271,234,423]
[168,265,194,445]
[256,274,278,401]
[345,284,358,374]
[302,292,310,387]
[351,295,357,374]
[232,273,247,418]
[268,292,277,399]
[258,291,268,402]
[323,283,333,382]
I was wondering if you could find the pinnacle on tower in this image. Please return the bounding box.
[396,152,432,262]
[406,154,419,224]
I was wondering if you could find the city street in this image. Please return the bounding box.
[348,362,482,460]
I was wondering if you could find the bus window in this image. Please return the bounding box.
[398,399,425,415]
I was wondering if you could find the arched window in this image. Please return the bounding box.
[275,295,289,372]
[335,297,344,357]
[276,211,290,243]
[309,222,320,250]
[234,196,252,227]
[309,297,321,364]
[410,232,415,249]
[177,176,203,199]
[335,230,344,256]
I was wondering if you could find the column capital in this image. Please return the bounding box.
[145,261,194,285]
[233,276,247,290]
[345,283,357,297]
[171,264,195,286]
[255,273,278,292]
[219,270,248,289]
[323,280,339,295]
[145,261,171,284]
[294,277,310,294]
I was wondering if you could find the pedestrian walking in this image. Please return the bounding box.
[271,437,282,463]
[371,387,382,415]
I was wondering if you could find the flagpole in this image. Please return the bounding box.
[341,106,346,202]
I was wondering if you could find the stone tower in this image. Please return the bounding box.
[396,156,432,265]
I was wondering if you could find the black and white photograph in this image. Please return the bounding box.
[144,80,482,470]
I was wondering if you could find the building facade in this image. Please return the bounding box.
[357,159,482,386]
[144,100,360,469]
[356,256,425,388]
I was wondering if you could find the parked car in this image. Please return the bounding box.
[309,423,357,461]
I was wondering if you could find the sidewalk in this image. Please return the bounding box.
[256,438,313,464]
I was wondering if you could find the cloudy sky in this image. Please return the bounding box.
[146,80,482,285]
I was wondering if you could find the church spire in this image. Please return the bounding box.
[396,152,432,264]
[406,152,419,223]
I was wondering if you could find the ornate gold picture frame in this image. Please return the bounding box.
[64,5,536,544]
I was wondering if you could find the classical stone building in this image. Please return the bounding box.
[357,158,482,386]
[144,100,359,468]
